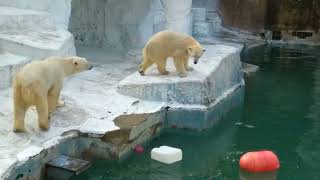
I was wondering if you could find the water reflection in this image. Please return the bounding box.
[239,170,277,180]
[242,45,320,180]
[296,52,320,171]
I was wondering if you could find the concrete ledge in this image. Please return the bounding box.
[166,85,245,130]
[0,29,76,59]
[117,44,243,105]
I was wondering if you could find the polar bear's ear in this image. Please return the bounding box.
[73,60,78,66]
[187,47,193,55]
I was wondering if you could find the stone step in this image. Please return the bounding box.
[0,52,30,90]
[117,44,244,105]
[0,29,76,59]
[0,6,56,31]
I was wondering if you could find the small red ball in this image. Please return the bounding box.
[134,145,144,154]
[239,150,280,172]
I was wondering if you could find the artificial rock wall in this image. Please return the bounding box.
[217,0,320,33]
[69,0,195,50]
[0,0,72,30]
[69,0,156,49]
[0,0,196,51]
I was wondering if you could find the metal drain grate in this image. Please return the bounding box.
[292,31,313,39]
[272,31,282,40]
[46,155,91,180]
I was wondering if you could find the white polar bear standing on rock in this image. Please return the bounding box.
[13,56,93,132]
[139,30,206,77]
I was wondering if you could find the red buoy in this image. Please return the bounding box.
[134,145,144,154]
[239,150,280,172]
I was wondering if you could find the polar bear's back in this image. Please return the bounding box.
[144,30,198,60]
[15,60,64,89]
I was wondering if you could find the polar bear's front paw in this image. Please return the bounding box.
[39,122,49,131]
[13,126,25,133]
[186,66,193,71]
[179,72,187,78]
[57,100,65,107]
[139,70,145,76]
[160,70,170,75]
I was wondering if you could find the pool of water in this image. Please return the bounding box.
[72,45,320,180]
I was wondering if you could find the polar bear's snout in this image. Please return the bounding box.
[194,57,200,64]
[193,49,206,64]
[89,65,94,70]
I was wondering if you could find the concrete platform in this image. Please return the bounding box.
[118,44,243,105]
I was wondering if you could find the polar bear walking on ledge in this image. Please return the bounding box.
[13,56,93,132]
[139,30,205,77]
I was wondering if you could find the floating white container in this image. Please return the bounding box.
[151,146,182,164]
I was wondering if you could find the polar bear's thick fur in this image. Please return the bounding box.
[13,56,93,132]
[139,30,205,77]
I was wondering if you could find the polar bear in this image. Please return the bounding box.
[13,56,93,132]
[139,30,206,77]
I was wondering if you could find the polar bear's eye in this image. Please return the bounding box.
[74,61,78,66]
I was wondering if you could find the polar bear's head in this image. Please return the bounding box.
[187,43,206,64]
[72,56,93,73]
[63,56,93,75]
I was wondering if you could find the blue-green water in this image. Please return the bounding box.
[73,45,320,180]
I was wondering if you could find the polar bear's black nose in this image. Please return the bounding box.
[194,56,199,64]
[89,66,94,70]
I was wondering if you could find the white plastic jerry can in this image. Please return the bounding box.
[151,146,183,164]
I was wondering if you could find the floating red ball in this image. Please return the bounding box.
[239,150,280,172]
[134,145,144,154]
